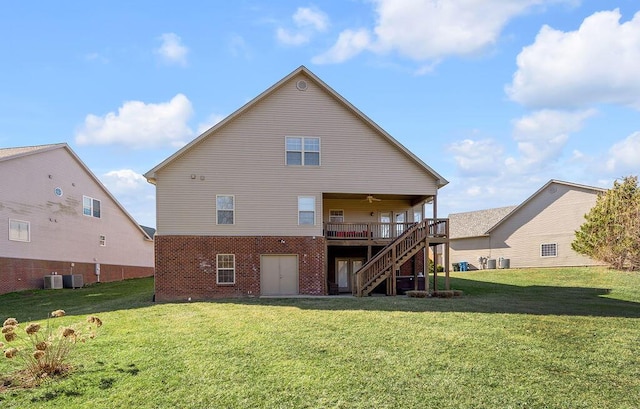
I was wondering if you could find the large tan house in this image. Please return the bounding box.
[449,180,606,270]
[0,143,154,295]
[145,66,451,301]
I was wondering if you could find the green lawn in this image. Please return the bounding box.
[1,267,639,408]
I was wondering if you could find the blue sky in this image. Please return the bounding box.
[1,1,639,228]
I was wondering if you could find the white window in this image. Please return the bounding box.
[99,235,106,247]
[413,209,423,223]
[329,210,344,223]
[286,137,320,166]
[9,219,30,242]
[83,196,101,218]
[298,196,316,225]
[217,254,235,284]
[216,195,234,225]
[541,243,557,257]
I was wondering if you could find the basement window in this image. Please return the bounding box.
[541,243,557,257]
[217,254,235,284]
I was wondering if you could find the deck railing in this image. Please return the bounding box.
[324,219,448,241]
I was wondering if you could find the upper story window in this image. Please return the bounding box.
[286,137,320,166]
[298,196,316,225]
[9,219,30,242]
[83,196,101,218]
[541,243,557,257]
[216,195,234,225]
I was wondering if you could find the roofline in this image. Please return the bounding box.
[484,179,607,235]
[4,143,153,241]
[0,143,67,163]
[144,65,449,188]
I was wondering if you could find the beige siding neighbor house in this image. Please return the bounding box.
[145,66,451,301]
[449,180,606,270]
[0,143,154,295]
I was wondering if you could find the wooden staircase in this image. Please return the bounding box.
[353,219,433,297]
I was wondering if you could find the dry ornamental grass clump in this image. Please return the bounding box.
[1,311,103,388]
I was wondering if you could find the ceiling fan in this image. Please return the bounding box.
[364,195,382,204]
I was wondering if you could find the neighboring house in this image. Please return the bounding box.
[0,143,154,295]
[448,180,606,270]
[145,66,450,301]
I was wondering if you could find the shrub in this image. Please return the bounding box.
[1,311,102,387]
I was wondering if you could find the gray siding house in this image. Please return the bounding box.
[145,66,451,301]
[449,180,606,270]
[0,143,154,294]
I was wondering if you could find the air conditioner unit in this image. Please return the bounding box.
[63,274,84,289]
[43,275,63,289]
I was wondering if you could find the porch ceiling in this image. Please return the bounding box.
[323,192,433,206]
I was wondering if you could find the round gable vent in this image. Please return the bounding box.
[296,80,308,91]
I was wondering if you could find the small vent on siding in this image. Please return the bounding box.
[296,80,308,91]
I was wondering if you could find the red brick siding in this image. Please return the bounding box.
[154,235,326,301]
[0,256,154,295]
[398,248,425,276]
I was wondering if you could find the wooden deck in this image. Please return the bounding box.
[323,219,449,245]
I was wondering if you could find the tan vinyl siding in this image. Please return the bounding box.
[448,182,603,269]
[490,184,600,268]
[156,73,439,236]
[0,148,153,267]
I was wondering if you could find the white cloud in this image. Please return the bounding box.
[312,29,372,64]
[229,34,251,59]
[276,7,329,46]
[447,138,504,177]
[314,0,570,65]
[605,131,640,175]
[507,9,640,109]
[75,94,194,149]
[197,113,226,134]
[156,33,189,66]
[101,169,156,227]
[507,109,596,171]
[102,169,148,195]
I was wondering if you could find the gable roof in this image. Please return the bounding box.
[449,180,606,239]
[144,65,448,188]
[449,206,517,239]
[1,143,153,241]
[484,179,606,235]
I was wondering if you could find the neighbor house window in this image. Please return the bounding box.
[83,196,101,218]
[217,254,235,284]
[541,243,557,257]
[329,210,344,223]
[216,195,234,225]
[9,219,30,242]
[298,196,316,225]
[286,137,320,166]
[99,235,106,247]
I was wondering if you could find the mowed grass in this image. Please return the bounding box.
[1,268,640,408]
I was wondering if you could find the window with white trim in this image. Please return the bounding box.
[83,196,101,218]
[9,219,30,242]
[217,254,235,284]
[298,196,316,225]
[286,137,320,166]
[541,243,557,257]
[99,234,106,247]
[329,209,344,223]
[216,195,234,225]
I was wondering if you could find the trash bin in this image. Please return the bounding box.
[459,261,468,272]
